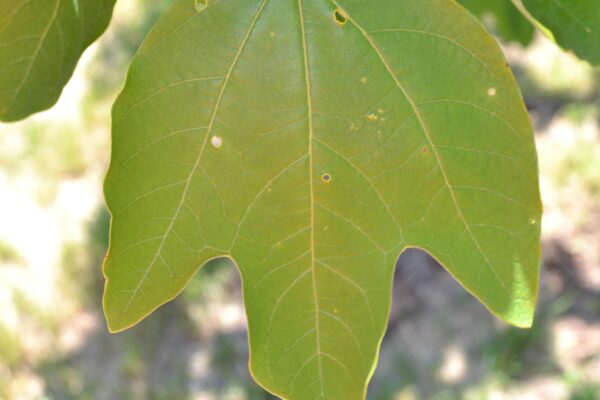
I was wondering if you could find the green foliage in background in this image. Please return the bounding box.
[458,0,534,46]
[0,0,116,121]
[102,0,541,398]
[0,240,24,265]
[519,0,600,65]
[460,0,600,65]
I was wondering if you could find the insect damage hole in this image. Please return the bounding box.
[333,9,347,26]
[321,173,332,183]
[487,87,497,97]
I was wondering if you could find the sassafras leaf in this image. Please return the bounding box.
[103,0,542,398]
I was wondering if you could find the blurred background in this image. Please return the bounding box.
[0,1,599,399]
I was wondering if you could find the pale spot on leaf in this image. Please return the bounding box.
[211,135,223,149]
[195,0,207,12]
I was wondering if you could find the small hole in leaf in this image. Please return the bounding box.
[529,218,536,225]
[211,135,222,148]
[195,0,208,12]
[321,173,332,183]
[334,9,347,26]
[487,87,496,96]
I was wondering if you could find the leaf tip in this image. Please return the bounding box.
[495,299,537,329]
[103,301,129,333]
[102,282,140,334]
[104,304,145,334]
[509,311,535,329]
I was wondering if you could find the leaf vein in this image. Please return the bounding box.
[332,0,512,297]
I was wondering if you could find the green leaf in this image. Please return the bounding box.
[0,0,116,122]
[458,0,534,46]
[103,0,542,398]
[518,0,600,64]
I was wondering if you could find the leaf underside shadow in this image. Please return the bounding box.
[102,0,542,399]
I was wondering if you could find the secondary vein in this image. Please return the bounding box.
[329,0,510,295]
[123,0,270,312]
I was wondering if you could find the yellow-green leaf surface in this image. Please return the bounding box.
[459,0,534,46]
[0,0,116,122]
[103,0,542,398]
[519,0,600,64]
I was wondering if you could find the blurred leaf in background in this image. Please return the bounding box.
[520,0,600,65]
[0,0,116,122]
[459,0,534,46]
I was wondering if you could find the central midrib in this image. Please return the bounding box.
[297,0,325,395]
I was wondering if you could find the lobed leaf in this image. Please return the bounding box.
[103,0,542,398]
[0,0,116,122]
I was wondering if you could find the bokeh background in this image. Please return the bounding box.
[0,1,599,399]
